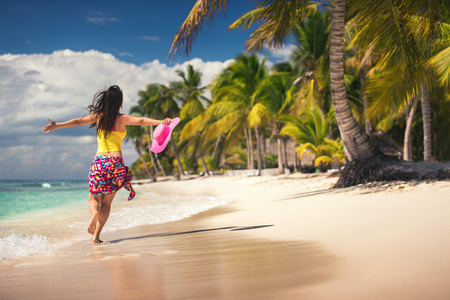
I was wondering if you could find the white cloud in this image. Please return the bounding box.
[265,44,295,62]
[0,49,231,180]
[86,16,121,25]
[119,52,133,57]
[136,36,161,42]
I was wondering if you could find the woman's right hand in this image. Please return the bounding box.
[42,119,56,133]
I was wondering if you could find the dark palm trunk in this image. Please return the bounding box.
[330,0,378,161]
[360,68,373,134]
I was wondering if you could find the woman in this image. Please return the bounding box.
[42,85,172,244]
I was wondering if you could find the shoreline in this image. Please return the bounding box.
[1,175,450,299]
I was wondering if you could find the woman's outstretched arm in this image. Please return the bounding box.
[120,115,172,126]
[42,114,98,133]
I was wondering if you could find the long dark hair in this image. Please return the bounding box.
[86,85,123,138]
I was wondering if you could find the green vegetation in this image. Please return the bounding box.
[129,1,450,183]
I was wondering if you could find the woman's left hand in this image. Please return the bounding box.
[161,118,172,125]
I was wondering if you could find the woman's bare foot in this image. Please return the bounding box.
[87,211,99,235]
[92,239,103,245]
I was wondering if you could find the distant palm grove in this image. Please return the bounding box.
[127,1,450,180]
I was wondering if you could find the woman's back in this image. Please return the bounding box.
[96,116,126,155]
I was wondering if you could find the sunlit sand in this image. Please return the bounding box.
[1,172,450,299]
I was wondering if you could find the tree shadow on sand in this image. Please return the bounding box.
[108,225,275,244]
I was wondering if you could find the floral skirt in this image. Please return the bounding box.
[88,155,135,201]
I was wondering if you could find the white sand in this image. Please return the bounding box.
[1,173,450,299]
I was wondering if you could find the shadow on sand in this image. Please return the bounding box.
[109,225,275,244]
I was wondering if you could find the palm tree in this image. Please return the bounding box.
[174,65,211,174]
[169,0,449,186]
[252,71,297,174]
[210,54,267,171]
[129,101,165,177]
[290,9,332,113]
[281,107,340,171]
[140,83,185,175]
[124,125,156,182]
[352,11,450,162]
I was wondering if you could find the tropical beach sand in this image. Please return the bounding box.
[1,172,450,299]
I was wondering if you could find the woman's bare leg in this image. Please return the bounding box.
[87,193,101,235]
[92,192,117,244]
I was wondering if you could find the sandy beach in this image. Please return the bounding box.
[1,173,450,299]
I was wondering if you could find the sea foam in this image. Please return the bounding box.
[109,194,227,231]
[0,232,60,261]
[67,194,228,233]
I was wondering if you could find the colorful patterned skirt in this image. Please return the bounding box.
[88,155,135,201]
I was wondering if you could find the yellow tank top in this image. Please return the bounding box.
[96,118,126,153]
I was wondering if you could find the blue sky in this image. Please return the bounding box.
[1,0,257,65]
[0,0,293,180]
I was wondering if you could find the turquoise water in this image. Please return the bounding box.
[0,180,227,263]
[0,180,88,220]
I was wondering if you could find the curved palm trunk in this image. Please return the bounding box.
[255,126,262,175]
[171,136,185,175]
[148,126,166,176]
[155,155,167,177]
[262,133,267,169]
[135,141,156,182]
[244,128,251,169]
[198,144,210,176]
[276,135,284,174]
[212,134,221,158]
[330,0,378,161]
[404,96,419,161]
[293,141,298,171]
[146,128,165,176]
[421,82,432,161]
[191,136,200,171]
[248,127,255,169]
[275,122,284,174]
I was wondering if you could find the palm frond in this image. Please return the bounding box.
[169,0,229,57]
[295,142,318,158]
[180,112,207,141]
[228,7,266,31]
[314,155,334,167]
[247,102,266,127]
[230,0,311,52]
[430,46,450,86]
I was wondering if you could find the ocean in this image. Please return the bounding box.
[0,180,226,264]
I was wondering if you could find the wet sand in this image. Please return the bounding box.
[1,174,450,299]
